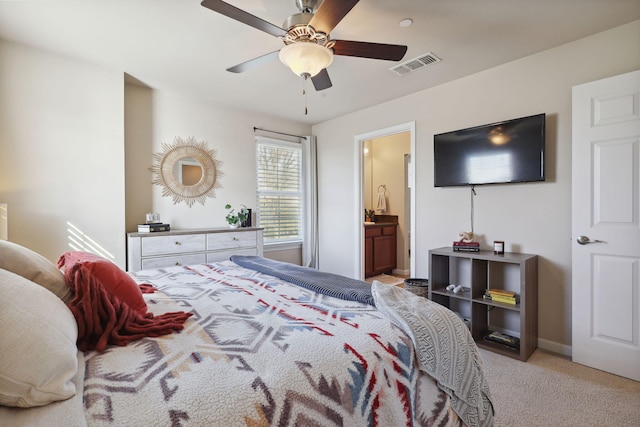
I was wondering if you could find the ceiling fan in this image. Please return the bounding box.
[201,0,408,91]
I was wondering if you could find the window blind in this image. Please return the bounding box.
[256,140,303,243]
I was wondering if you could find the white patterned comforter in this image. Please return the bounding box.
[81,261,462,426]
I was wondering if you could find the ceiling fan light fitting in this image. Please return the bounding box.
[279,42,333,78]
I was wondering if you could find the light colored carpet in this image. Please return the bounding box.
[480,348,640,426]
[365,274,405,286]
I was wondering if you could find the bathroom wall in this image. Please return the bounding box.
[363,133,411,274]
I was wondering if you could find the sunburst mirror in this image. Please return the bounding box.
[150,136,223,207]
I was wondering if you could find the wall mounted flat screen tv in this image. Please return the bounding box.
[434,113,546,187]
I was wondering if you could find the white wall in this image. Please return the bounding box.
[313,21,640,351]
[0,39,126,266]
[0,40,311,269]
[2,21,638,351]
[124,84,311,233]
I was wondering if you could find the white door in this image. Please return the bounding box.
[572,70,640,381]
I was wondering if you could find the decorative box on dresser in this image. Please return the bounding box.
[127,227,263,272]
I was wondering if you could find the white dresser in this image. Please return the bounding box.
[127,227,263,272]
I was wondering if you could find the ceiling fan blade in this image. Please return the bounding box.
[332,40,408,61]
[309,0,359,34]
[201,0,286,38]
[311,69,332,91]
[226,51,280,73]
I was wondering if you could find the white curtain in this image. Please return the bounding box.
[302,136,319,269]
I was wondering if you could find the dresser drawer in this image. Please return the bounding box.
[207,231,256,250]
[141,234,206,256]
[128,228,263,273]
[207,247,258,263]
[141,253,207,270]
[365,225,397,238]
[365,227,382,238]
[382,225,397,236]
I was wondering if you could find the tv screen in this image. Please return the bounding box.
[434,113,545,187]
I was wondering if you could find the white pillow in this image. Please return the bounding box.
[0,240,71,302]
[0,268,78,407]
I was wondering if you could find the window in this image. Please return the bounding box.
[256,138,303,244]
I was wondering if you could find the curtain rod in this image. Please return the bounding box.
[253,127,306,140]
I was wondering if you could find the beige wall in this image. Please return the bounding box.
[0,40,310,269]
[0,204,7,240]
[264,245,303,265]
[0,39,126,266]
[364,133,411,274]
[313,21,640,354]
[124,84,311,233]
[2,21,638,354]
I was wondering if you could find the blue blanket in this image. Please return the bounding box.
[230,255,375,306]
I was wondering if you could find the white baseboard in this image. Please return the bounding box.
[538,338,572,357]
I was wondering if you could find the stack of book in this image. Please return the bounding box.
[137,223,171,233]
[484,331,520,349]
[452,241,480,252]
[483,288,518,305]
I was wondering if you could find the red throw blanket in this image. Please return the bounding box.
[58,251,192,352]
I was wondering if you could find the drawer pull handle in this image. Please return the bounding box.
[233,237,239,241]
[175,262,181,265]
[175,241,181,245]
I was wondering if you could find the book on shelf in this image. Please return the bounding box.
[452,241,480,252]
[137,223,171,233]
[483,291,518,304]
[487,288,517,297]
[453,241,480,247]
[483,292,517,302]
[453,246,480,252]
[484,331,520,349]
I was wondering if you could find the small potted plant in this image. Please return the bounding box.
[225,204,249,228]
[364,209,375,223]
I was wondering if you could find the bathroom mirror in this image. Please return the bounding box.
[150,137,223,207]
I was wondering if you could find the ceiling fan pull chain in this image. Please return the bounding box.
[302,76,308,115]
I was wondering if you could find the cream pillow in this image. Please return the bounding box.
[0,240,71,302]
[0,268,78,408]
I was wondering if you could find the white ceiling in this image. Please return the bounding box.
[1,0,639,124]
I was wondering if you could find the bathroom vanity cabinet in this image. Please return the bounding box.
[364,223,397,277]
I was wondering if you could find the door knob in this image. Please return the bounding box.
[577,235,604,245]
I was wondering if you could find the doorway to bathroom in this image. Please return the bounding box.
[354,122,415,281]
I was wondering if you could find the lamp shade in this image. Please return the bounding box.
[279,42,333,78]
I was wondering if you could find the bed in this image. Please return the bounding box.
[0,241,493,427]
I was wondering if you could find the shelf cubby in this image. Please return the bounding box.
[428,247,538,361]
